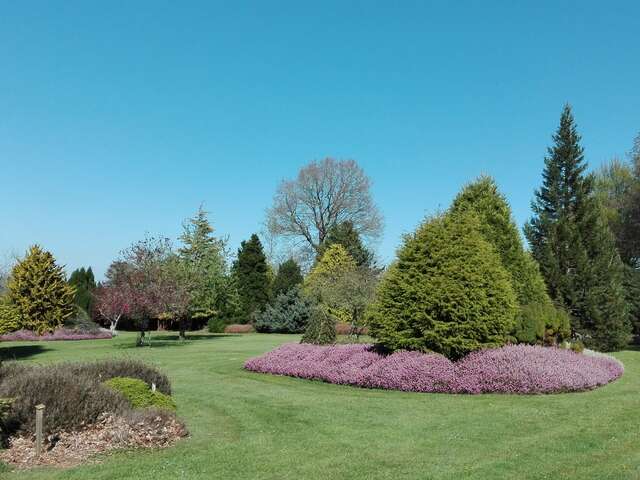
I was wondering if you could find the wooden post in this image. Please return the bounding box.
[151,383,156,392]
[35,404,45,458]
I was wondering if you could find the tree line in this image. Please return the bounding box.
[0,105,638,351]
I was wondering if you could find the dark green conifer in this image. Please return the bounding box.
[525,105,630,350]
[233,234,271,322]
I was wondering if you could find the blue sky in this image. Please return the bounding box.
[1,1,639,278]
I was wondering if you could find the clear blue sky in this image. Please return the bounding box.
[1,1,639,278]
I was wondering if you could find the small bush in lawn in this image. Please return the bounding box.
[0,364,128,435]
[104,377,176,411]
[254,287,312,333]
[208,317,226,333]
[65,359,171,395]
[224,324,254,334]
[301,306,336,345]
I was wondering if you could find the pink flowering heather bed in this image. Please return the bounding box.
[244,343,624,394]
[0,328,112,342]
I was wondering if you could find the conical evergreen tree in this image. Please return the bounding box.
[179,206,229,320]
[233,234,271,322]
[450,176,569,344]
[272,258,303,297]
[8,245,76,334]
[368,211,517,359]
[525,105,630,350]
[68,266,96,313]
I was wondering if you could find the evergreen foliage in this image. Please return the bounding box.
[0,302,20,335]
[7,245,76,334]
[272,259,303,297]
[305,244,357,325]
[450,175,568,344]
[254,287,312,333]
[301,305,337,345]
[68,266,96,314]
[525,105,631,350]
[305,244,357,298]
[317,221,375,268]
[178,206,230,321]
[623,265,640,334]
[207,317,226,333]
[233,234,271,322]
[368,211,517,359]
[368,212,517,358]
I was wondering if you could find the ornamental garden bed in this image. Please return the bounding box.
[244,343,623,394]
[0,359,186,470]
[0,328,112,342]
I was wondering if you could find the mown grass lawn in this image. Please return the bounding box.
[1,332,639,480]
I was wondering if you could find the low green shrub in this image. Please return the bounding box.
[104,377,176,411]
[207,317,226,333]
[301,306,336,345]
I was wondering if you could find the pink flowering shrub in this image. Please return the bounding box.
[244,343,623,394]
[0,328,112,342]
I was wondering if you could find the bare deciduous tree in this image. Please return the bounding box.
[266,158,383,256]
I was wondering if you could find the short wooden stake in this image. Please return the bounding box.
[151,382,156,392]
[35,404,45,458]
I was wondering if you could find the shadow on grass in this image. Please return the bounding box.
[113,333,238,349]
[0,344,49,361]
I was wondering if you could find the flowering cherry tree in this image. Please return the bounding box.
[93,284,130,336]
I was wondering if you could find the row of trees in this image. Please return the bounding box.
[0,111,637,354]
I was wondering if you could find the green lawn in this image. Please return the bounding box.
[1,332,639,480]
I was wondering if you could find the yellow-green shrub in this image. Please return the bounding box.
[368,211,517,360]
[103,377,176,411]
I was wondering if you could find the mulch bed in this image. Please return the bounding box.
[0,412,187,470]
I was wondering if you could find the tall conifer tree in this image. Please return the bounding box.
[68,266,96,313]
[525,105,630,350]
[233,234,271,321]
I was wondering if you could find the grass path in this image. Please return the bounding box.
[1,332,639,480]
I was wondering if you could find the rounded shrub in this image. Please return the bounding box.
[254,287,312,333]
[103,377,176,411]
[208,317,226,333]
[367,211,517,359]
